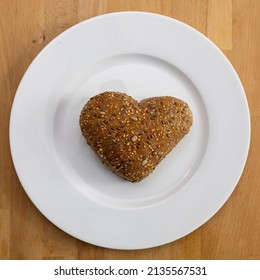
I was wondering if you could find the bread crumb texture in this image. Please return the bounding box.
[80,92,193,182]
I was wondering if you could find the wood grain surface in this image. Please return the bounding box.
[0,0,259,260]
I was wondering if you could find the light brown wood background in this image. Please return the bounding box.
[0,0,259,260]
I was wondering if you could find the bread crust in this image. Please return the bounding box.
[80,92,193,182]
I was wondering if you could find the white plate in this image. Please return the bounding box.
[10,12,250,249]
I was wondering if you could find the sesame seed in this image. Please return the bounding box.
[131,135,138,142]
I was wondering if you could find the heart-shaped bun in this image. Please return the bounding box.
[80,92,192,182]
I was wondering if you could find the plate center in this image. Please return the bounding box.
[52,54,208,208]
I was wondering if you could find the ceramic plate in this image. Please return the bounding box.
[10,12,250,249]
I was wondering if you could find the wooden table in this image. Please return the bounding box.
[1,0,259,260]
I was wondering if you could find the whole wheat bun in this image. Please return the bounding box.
[80,91,192,182]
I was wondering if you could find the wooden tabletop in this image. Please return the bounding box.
[1,0,259,260]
